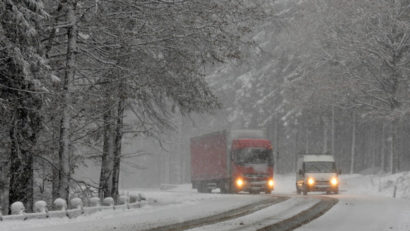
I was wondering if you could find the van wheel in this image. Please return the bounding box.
[303,185,308,195]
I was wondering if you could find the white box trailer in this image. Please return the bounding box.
[296,154,341,195]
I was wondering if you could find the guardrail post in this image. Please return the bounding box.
[103,197,114,210]
[10,201,25,215]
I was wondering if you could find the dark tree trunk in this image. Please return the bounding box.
[8,96,41,213]
[380,121,386,172]
[391,119,399,174]
[56,0,77,201]
[99,104,115,199]
[111,94,125,202]
[350,112,356,174]
[9,123,34,213]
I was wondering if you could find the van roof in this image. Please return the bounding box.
[302,155,335,162]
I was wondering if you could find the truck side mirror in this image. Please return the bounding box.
[298,169,304,175]
[338,169,342,175]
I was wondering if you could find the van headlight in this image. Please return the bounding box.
[330,177,338,186]
[307,177,315,186]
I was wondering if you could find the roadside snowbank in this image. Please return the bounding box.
[341,172,410,199]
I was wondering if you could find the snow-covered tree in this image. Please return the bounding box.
[0,0,49,211]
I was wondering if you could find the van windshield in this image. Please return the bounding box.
[304,161,336,173]
[233,147,273,165]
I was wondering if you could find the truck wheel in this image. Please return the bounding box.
[220,182,230,194]
[197,185,203,193]
[230,183,240,194]
[334,188,339,194]
[198,182,207,193]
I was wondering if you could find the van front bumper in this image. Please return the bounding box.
[306,181,338,192]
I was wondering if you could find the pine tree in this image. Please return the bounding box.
[0,0,49,212]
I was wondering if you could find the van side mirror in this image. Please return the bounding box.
[298,169,304,175]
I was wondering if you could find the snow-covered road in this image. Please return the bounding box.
[2,173,410,231]
[187,196,320,231]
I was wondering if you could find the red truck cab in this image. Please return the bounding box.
[191,129,274,194]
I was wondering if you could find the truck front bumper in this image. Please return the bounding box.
[235,178,275,193]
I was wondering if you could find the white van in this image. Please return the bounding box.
[296,154,340,195]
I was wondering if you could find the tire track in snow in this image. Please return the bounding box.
[141,196,288,231]
[258,196,337,231]
[187,196,323,231]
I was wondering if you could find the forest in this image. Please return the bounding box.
[0,0,270,213]
[1,0,410,215]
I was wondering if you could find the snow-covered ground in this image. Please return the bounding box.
[1,172,410,231]
[340,172,410,199]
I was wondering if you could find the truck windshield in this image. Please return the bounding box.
[233,148,273,165]
[304,161,336,173]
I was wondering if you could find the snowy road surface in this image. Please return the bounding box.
[295,194,410,231]
[187,197,320,231]
[1,173,410,231]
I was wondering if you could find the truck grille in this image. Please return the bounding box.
[244,174,269,182]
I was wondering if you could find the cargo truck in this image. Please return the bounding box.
[190,129,274,194]
[296,154,341,195]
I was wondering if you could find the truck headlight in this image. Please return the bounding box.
[330,177,338,186]
[268,179,275,188]
[236,178,244,188]
[307,177,315,186]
